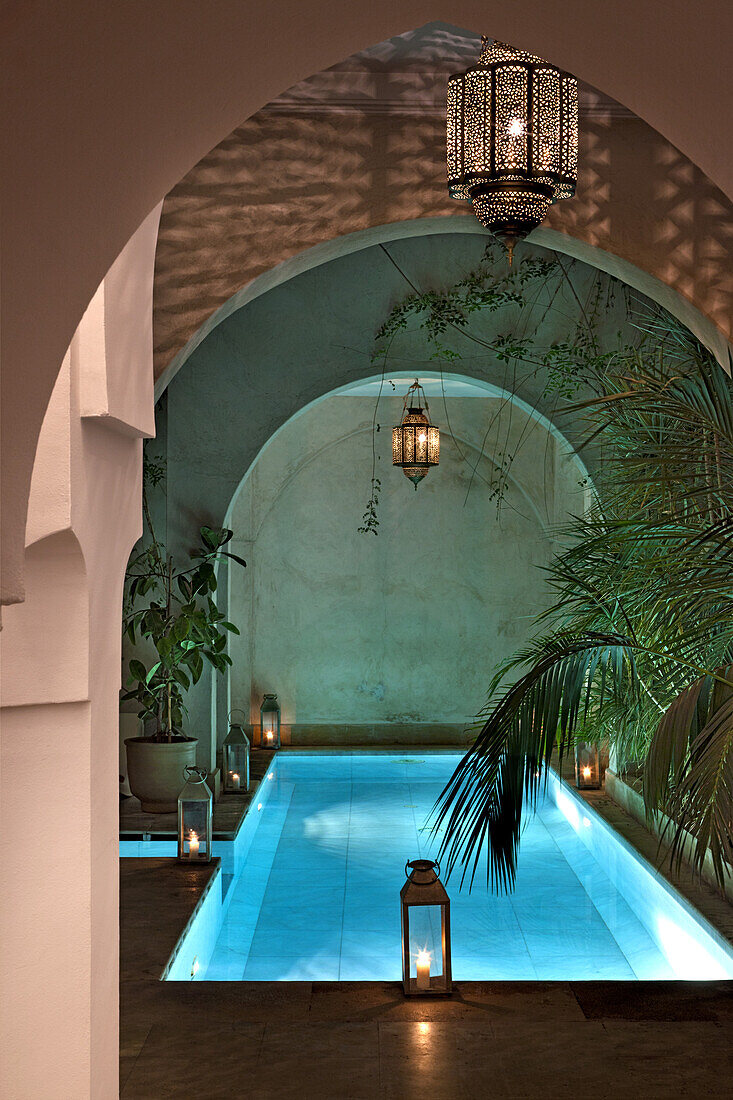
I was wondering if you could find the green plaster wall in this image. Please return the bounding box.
[227,394,586,740]
[144,231,657,765]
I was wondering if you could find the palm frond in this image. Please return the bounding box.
[431,631,636,892]
[436,322,733,893]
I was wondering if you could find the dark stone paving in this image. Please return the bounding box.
[120,747,276,838]
[120,757,733,1098]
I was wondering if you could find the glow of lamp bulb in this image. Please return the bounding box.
[231,772,240,790]
[582,766,591,780]
[508,118,524,136]
[188,830,200,857]
[418,433,427,443]
[415,950,431,991]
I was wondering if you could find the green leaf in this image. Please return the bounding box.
[145,662,161,684]
[129,659,147,683]
[220,551,247,568]
[172,668,191,691]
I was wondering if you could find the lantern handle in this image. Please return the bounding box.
[401,378,433,421]
[183,765,208,783]
[404,858,441,879]
[227,708,247,725]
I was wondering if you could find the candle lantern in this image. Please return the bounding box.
[392,380,440,489]
[401,859,452,996]
[223,709,250,792]
[177,765,213,862]
[575,741,601,790]
[260,693,281,749]
[447,37,578,263]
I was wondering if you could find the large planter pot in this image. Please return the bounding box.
[125,737,199,813]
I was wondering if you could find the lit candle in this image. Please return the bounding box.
[582,766,591,780]
[416,950,431,991]
[188,830,200,858]
[265,730,273,743]
[231,772,240,790]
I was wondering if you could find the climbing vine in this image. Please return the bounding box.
[358,240,640,532]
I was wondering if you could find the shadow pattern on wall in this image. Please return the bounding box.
[153,23,733,380]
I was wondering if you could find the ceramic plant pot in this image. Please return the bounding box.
[124,736,199,813]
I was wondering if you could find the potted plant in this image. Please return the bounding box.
[122,455,246,811]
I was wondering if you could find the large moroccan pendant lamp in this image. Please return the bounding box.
[392,380,440,489]
[447,37,578,263]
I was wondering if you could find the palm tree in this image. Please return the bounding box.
[433,330,733,892]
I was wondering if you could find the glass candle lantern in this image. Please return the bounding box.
[223,710,250,792]
[400,859,452,996]
[177,765,213,862]
[260,693,281,749]
[575,742,601,790]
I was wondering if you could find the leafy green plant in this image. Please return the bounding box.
[122,455,246,741]
[432,330,733,892]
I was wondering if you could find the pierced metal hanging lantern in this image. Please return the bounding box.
[392,380,440,489]
[447,37,578,263]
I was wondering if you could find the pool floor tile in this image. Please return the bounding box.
[243,955,341,980]
[201,754,710,982]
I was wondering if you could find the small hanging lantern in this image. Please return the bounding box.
[260,693,281,748]
[401,859,452,995]
[392,380,440,489]
[177,765,213,862]
[575,741,601,790]
[447,37,578,263]
[223,709,250,792]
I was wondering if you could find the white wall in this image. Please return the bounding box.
[228,394,585,741]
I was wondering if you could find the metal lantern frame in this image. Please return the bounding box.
[392,380,440,489]
[177,765,213,862]
[575,741,602,790]
[223,709,250,792]
[447,37,578,260]
[400,859,452,996]
[260,692,281,749]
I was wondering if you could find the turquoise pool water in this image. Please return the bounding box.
[190,753,733,982]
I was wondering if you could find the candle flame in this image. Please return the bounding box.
[416,949,431,966]
[582,766,592,779]
[188,830,199,841]
[232,773,239,780]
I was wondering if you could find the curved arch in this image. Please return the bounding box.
[219,373,589,740]
[7,12,733,605]
[0,530,89,707]
[222,369,592,534]
[157,216,730,399]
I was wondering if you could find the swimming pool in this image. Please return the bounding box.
[160,752,733,982]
